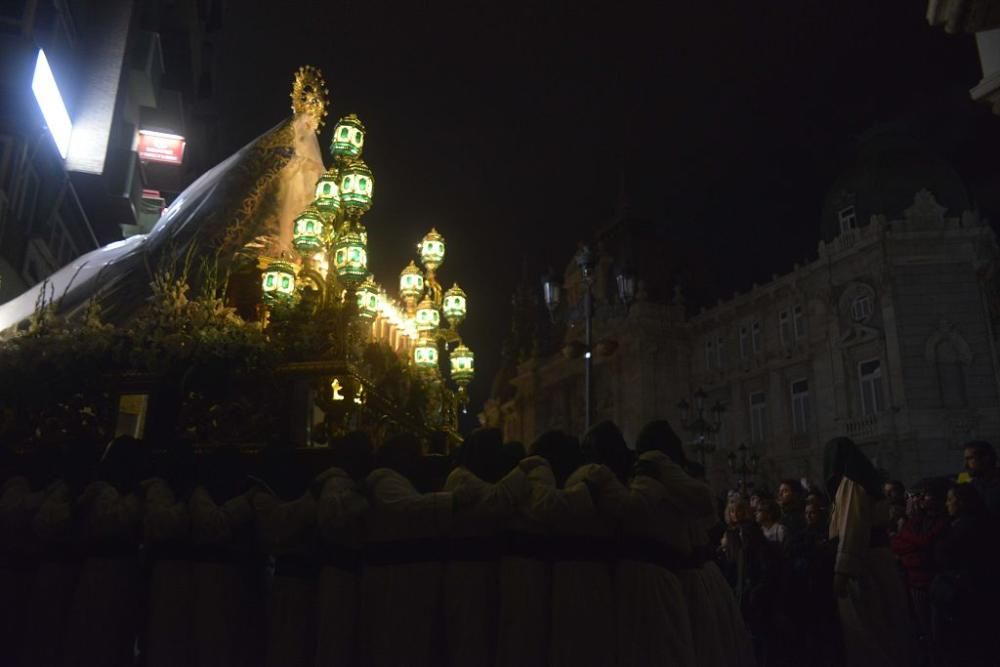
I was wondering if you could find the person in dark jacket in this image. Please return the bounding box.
[931,482,998,667]
[963,441,1000,516]
[776,478,807,539]
[799,500,844,667]
[719,497,780,665]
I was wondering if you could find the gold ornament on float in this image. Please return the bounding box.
[290,65,330,132]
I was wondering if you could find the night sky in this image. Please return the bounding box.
[216,0,1000,411]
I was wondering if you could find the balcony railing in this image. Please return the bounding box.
[844,412,884,441]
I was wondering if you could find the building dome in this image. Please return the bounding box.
[820,129,971,243]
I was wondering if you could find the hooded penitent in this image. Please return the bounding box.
[823,437,885,499]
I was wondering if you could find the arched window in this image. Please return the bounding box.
[925,321,972,409]
[851,294,873,322]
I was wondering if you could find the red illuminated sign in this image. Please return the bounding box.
[137,130,186,165]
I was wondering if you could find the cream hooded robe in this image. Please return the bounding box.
[443,464,528,667]
[644,450,754,667]
[580,461,696,667]
[546,464,620,667]
[63,480,142,667]
[360,467,453,667]
[0,476,42,665]
[254,489,318,667]
[314,466,368,667]
[496,457,592,666]
[189,486,258,667]
[830,477,914,667]
[142,477,193,667]
[21,479,77,667]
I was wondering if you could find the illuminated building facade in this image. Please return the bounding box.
[487,132,1000,486]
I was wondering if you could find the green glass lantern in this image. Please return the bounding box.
[415,298,440,333]
[450,344,475,387]
[330,113,366,161]
[399,260,425,303]
[413,336,439,372]
[443,283,467,326]
[339,159,374,216]
[292,206,326,253]
[356,276,380,319]
[261,259,297,305]
[333,223,368,284]
[418,228,446,272]
[314,169,341,217]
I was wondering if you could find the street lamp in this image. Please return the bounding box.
[727,443,760,496]
[292,206,326,254]
[413,336,439,375]
[418,228,446,273]
[576,244,596,432]
[541,246,637,433]
[616,267,636,310]
[313,168,342,217]
[677,387,725,467]
[399,261,425,312]
[261,259,297,306]
[415,297,441,333]
[443,283,467,327]
[329,113,365,160]
[339,158,374,217]
[332,222,368,285]
[355,276,380,320]
[542,270,562,318]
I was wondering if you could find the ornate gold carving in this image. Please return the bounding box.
[219,119,297,257]
[290,65,330,133]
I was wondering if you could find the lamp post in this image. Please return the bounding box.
[542,245,636,433]
[576,244,595,432]
[616,266,636,311]
[677,387,725,468]
[727,442,760,496]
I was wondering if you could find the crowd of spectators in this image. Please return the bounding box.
[717,439,1000,667]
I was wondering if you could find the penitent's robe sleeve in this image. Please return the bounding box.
[584,464,669,527]
[316,467,368,540]
[189,486,252,544]
[520,460,593,525]
[446,466,529,518]
[367,468,453,538]
[33,480,73,543]
[79,481,141,540]
[253,490,317,552]
[644,452,717,529]
[141,478,189,544]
